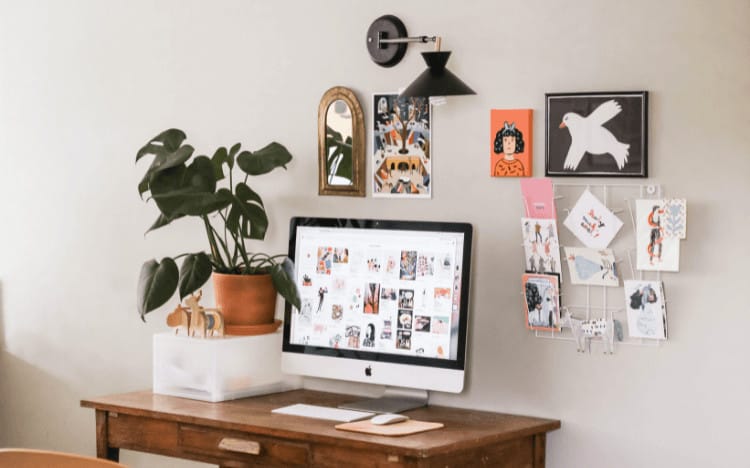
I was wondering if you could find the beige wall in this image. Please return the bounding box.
[1,1,748,466]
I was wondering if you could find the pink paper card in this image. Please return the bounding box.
[520,178,557,219]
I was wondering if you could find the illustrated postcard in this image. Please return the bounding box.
[521,217,563,278]
[563,189,623,248]
[635,199,680,271]
[564,247,619,286]
[520,177,556,219]
[523,273,561,331]
[624,280,667,339]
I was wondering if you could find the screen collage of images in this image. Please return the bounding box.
[290,226,464,360]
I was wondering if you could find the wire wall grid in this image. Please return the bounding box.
[523,182,669,351]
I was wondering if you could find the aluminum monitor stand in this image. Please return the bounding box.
[338,387,429,414]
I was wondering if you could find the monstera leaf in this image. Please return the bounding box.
[237,142,292,175]
[149,156,228,218]
[225,182,268,240]
[271,257,301,310]
[178,252,213,300]
[137,257,179,320]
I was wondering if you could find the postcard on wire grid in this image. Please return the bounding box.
[521,217,563,278]
[564,247,619,286]
[520,177,557,219]
[523,273,561,331]
[563,189,623,249]
[635,199,680,272]
[624,280,667,339]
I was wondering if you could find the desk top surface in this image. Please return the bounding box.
[81,389,560,457]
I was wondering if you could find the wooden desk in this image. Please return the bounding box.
[81,390,560,467]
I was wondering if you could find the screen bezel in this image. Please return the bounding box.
[282,217,472,371]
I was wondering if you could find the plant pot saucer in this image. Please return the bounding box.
[225,319,282,336]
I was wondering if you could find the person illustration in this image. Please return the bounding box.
[363,323,375,347]
[534,221,543,243]
[647,205,664,264]
[493,121,526,177]
[317,286,328,313]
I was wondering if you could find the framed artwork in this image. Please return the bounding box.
[490,109,532,177]
[624,280,667,339]
[546,91,648,177]
[521,217,563,277]
[372,93,431,198]
[523,273,561,331]
[635,199,681,271]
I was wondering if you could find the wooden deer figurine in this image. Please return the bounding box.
[184,291,225,338]
[166,291,225,338]
[166,304,191,336]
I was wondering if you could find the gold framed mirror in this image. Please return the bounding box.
[318,87,365,196]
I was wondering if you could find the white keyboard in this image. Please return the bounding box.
[272,404,374,422]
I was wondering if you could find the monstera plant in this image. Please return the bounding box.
[136,128,300,321]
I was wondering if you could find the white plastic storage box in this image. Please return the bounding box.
[153,331,285,402]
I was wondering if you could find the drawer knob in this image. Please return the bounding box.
[218,437,261,455]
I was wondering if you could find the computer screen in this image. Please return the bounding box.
[282,217,472,400]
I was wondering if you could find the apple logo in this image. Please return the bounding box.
[365,365,372,377]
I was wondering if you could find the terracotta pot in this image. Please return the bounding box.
[212,272,278,335]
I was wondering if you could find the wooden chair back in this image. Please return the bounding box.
[0,448,125,467]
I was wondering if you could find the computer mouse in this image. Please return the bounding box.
[370,413,410,425]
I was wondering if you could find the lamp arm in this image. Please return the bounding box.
[379,35,437,45]
[380,36,442,52]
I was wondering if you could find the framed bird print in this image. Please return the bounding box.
[545,91,648,177]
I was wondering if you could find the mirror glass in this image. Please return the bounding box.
[325,100,353,185]
[318,87,365,197]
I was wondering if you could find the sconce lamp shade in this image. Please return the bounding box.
[399,51,476,98]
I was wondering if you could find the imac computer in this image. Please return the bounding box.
[281,217,472,413]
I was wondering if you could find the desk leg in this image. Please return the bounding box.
[532,433,546,468]
[95,410,120,462]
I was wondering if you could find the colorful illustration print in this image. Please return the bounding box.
[317,247,333,274]
[635,199,680,272]
[490,109,533,177]
[399,250,417,280]
[523,273,561,331]
[372,93,431,198]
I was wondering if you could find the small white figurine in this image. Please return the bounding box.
[561,309,622,354]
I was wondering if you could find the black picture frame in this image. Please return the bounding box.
[545,91,648,177]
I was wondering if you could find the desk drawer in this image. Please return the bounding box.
[178,424,310,467]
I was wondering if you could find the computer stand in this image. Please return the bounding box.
[337,387,428,413]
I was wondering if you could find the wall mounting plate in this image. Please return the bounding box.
[366,15,408,68]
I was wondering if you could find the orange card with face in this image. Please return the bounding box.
[490,109,533,177]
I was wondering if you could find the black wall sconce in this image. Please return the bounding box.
[366,15,475,98]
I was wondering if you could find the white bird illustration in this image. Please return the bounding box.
[559,100,630,170]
